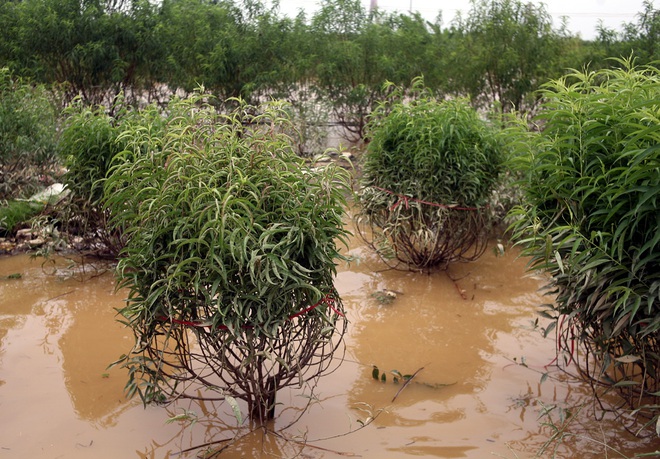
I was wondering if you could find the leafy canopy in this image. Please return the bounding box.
[104,92,351,337]
[509,59,660,421]
[362,79,503,207]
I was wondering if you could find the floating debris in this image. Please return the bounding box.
[370,288,401,304]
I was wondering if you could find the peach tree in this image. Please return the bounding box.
[510,60,660,432]
[104,93,350,422]
[356,80,504,271]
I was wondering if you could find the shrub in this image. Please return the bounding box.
[104,93,351,422]
[509,59,660,432]
[55,98,131,255]
[0,68,59,200]
[356,80,504,270]
[0,200,44,236]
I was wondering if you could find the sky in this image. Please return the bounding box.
[272,0,650,40]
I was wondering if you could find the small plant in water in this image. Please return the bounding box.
[370,288,399,304]
[370,365,453,402]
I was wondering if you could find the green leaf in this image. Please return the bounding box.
[226,395,243,425]
[542,321,557,338]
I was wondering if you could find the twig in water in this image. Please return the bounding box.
[392,366,424,402]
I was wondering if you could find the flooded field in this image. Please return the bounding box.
[0,229,658,458]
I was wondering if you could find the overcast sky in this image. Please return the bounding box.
[272,0,650,40]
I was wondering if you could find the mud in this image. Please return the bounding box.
[0,233,657,458]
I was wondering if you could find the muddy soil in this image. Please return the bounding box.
[0,232,658,458]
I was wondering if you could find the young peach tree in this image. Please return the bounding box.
[104,93,351,422]
[356,80,504,271]
[510,60,660,432]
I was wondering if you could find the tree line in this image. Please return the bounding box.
[1,0,658,135]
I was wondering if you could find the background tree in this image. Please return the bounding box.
[53,97,146,256]
[2,0,657,151]
[157,0,299,104]
[275,11,332,157]
[583,2,660,71]
[310,0,372,142]
[156,0,239,98]
[1,0,163,104]
[0,69,59,200]
[446,0,566,114]
[615,0,660,63]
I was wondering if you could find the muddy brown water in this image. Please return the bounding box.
[1,232,658,458]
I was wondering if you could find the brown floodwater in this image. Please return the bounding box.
[1,230,658,458]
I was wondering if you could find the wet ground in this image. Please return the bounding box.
[0,229,658,458]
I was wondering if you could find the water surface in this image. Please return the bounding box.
[0,234,656,458]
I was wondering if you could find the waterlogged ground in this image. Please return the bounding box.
[0,232,658,458]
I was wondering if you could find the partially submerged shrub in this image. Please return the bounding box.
[0,68,59,200]
[356,80,504,270]
[104,93,351,422]
[56,98,134,256]
[510,59,660,432]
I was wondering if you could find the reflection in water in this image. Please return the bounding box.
[341,235,543,413]
[1,234,659,458]
[0,255,133,427]
[58,276,134,426]
[0,255,140,459]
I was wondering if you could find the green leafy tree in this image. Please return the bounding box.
[356,79,504,270]
[310,1,436,142]
[380,13,444,90]
[446,0,565,113]
[157,0,299,103]
[156,0,240,97]
[586,22,632,69]
[1,0,163,104]
[510,60,660,430]
[0,0,20,72]
[104,93,351,422]
[580,2,660,71]
[232,1,304,101]
[616,0,660,64]
[310,0,372,142]
[108,0,165,104]
[55,97,153,255]
[0,68,59,200]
